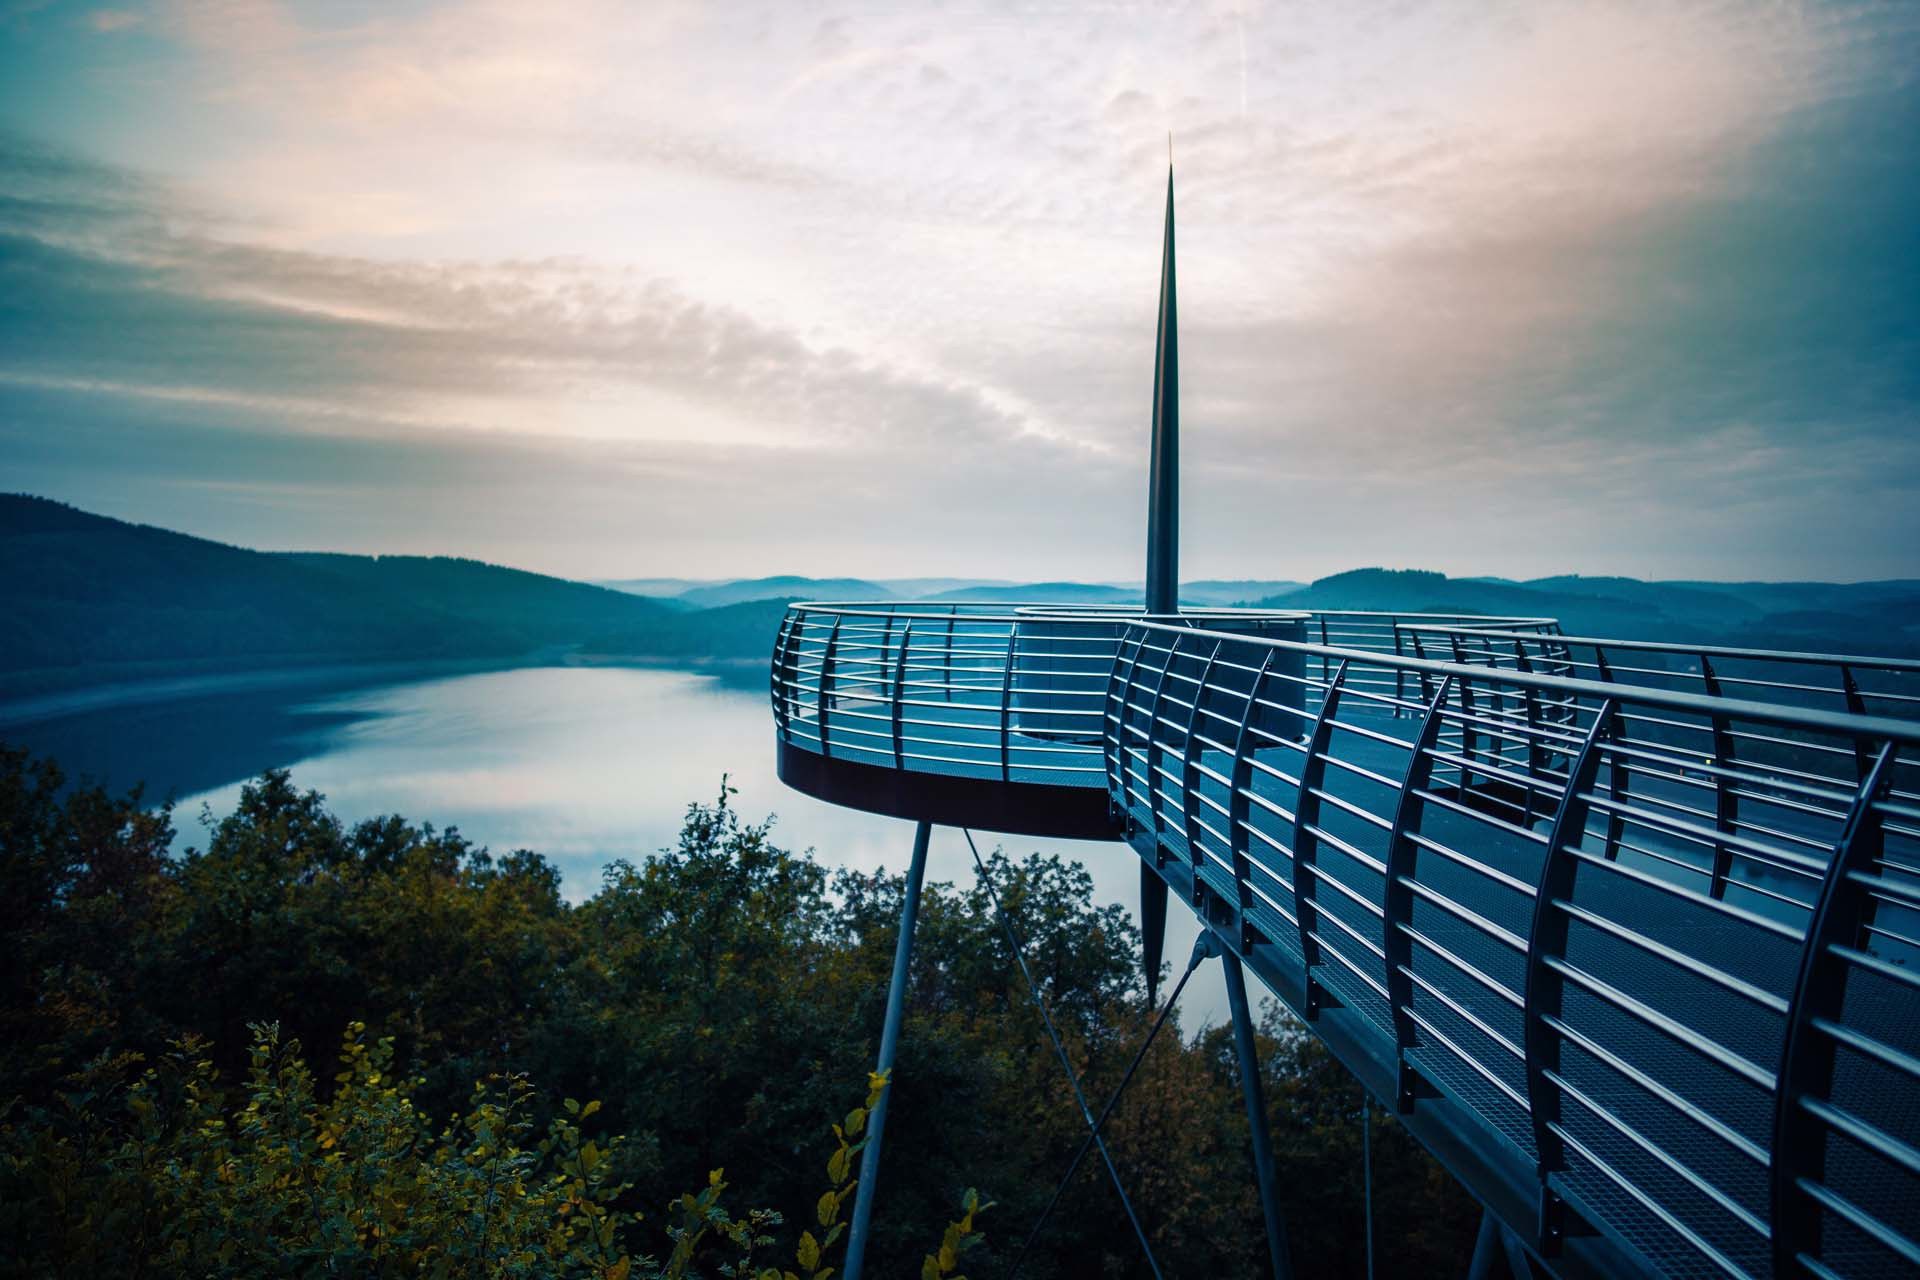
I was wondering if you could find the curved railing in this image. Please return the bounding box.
[1398,624,1920,723]
[1108,618,1919,1280]
[770,603,1312,787]
[769,604,1559,787]
[770,602,1920,1279]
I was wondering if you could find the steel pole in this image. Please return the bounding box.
[1468,1210,1501,1280]
[1140,162,1179,1006]
[1223,951,1293,1280]
[843,819,933,1280]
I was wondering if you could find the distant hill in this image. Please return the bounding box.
[0,495,670,698]
[8,497,1914,706]
[580,597,792,664]
[596,577,718,600]
[1182,580,1307,607]
[1254,568,1920,656]
[873,578,1014,598]
[675,576,890,609]
[927,582,1143,604]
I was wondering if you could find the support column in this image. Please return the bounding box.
[844,819,933,1280]
[1140,161,1179,1005]
[1223,951,1293,1280]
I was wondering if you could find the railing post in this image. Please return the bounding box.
[1589,651,1630,864]
[1223,950,1294,1280]
[1840,665,1873,779]
[771,611,796,738]
[1698,655,1740,899]
[1522,699,1617,1254]
[1411,629,1435,704]
[1449,636,1483,794]
[1144,630,1182,846]
[1181,639,1225,896]
[1228,648,1280,954]
[844,819,934,1280]
[1393,618,1407,712]
[877,613,896,705]
[819,615,843,759]
[1000,625,1019,782]
[1291,659,1351,1018]
[891,623,912,769]
[1383,674,1456,1112]
[943,612,956,703]
[1770,742,1896,1279]
[1512,642,1547,825]
[1109,625,1152,816]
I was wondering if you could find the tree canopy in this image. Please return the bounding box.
[0,744,1479,1277]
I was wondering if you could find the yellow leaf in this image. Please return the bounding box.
[797,1231,821,1271]
[816,1190,838,1227]
[607,1258,631,1280]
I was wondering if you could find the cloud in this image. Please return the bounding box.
[87,9,141,32]
[0,2,1916,581]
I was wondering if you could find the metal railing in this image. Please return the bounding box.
[770,603,1310,785]
[770,605,1560,785]
[771,602,1920,1279]
[1398,624,1920,724]
[1107,619,1920,1280]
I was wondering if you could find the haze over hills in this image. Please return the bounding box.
[597,575,1016,603]
[673,576,892,610]
[1253,569,1920,653]
[0,495,683,699]
[6,495,1917,708]
[591,576,1307,608]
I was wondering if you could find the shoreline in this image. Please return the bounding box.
[0,650,772,728]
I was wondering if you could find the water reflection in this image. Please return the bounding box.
[2,666,1227,1026]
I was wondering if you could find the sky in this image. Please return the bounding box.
[1,0,1916,584]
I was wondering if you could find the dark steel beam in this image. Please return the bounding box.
[1225,950,1295,1280]
[1771,742,1897,1277]
[844,819,934,1280]
[1292,660,1352,1018]
[776,741,1121,841]
[1141,164,1179,1010]
[1523,699,1618,1254]
[1384,674,1457,1111]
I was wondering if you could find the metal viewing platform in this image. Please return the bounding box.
[767,167,1920,1280]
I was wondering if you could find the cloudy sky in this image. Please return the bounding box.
[1,0,1916,582]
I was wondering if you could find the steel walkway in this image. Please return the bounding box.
[771,601,1920,1280]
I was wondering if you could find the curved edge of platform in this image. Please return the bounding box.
[776,740,1123,842]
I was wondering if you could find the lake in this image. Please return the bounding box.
[2,663,1227,1025]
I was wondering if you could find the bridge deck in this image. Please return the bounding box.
[771,603,1920,1280]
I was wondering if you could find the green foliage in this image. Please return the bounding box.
[0,745,1477,1277]
[0,1021,985,1280]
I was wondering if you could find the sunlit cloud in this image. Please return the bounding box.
[0,0,1915,580]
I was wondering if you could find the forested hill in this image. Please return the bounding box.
[8,494,1916,703]
[0,494,672,697]
[1256,568,1920,655]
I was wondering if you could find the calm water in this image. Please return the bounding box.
[3,665,1225,1023]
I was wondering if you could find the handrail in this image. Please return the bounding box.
[1116,617,1920,745]
[1103,616,1919,1280]
[1398,625,1920,674]
[773,601,1920,1280]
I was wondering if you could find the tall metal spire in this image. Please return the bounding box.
[1140,163,1177,1006]
[1145,164,1179,617]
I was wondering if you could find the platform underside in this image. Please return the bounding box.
[776,739,1123,841]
